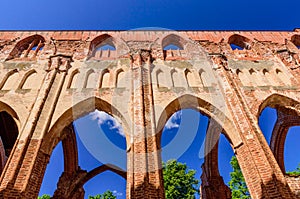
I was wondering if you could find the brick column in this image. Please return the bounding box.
[0,55,73,198]
[214,57,295,198]
[52,170,87,199]
[127,51,164,199]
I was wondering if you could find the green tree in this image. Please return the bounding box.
[38,194,51,199]
[286,164,300,176]
[229,156,250,199]
[162,159,199,199]
[88,190,116,199]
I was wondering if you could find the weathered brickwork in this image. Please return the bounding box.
[0,30,299,198]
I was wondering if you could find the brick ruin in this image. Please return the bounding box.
[0,30,299,198]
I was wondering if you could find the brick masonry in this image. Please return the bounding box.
[0,30,299,198]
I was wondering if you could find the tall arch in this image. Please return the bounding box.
[258,94,300,173]
[156,95,239,199]
[42,96,130,157]
[37,97,129,198]
[0,101,20,175]
[156,94,239,146]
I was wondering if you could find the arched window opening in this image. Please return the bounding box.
[0,111,18,170]
[259,102,300,174]
[88,34,116,60]
[228,34,251,50]
[161,108,233,198]
[162,34,185,60]
[6,35,45,61]
[39,110,127,198]
[291,35,300,49]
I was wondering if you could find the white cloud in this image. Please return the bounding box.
[89,110,125,137]
[165,111,181,129]
[113,190,123,196]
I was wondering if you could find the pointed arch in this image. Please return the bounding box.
[83,69,96,89]
[42,97,130,155]
[156,94,241,147]
[88,34,116,59]
[258,94,300,173]
[0,69,19,90]
[67,69,80,89]
[291,35,300,48]
[0,101,20,174]
[156,69,164,88]
[170,68,177,87]
[6,35,45,60]
[18,69,37,89]
[99,69,110,88]
[115,68,125,88]
[184,68,198,87]
[162,34,185,50]
[228,34,251,50]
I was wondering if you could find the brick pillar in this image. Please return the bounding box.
[214,58,295,198]
[0,55,73,198]
[127,51,164,199]
[52,169,87,199]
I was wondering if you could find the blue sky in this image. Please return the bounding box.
[0,0,299,30]
[2,0,300,198]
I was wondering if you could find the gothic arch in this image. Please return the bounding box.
[88,34,129,59]
[83,69,96,89]
[258,94,300,172]
[0,101,20,175]
[0,69,18,90]
[67,69,80,89]
[161,34,186,50]
[115,68,125,88]
[17,69,37,89]
[156,94,241,148]
[6,35,45,61]
[156,94,239,198]
[228,34,252,50]
[88,34,115,57]
[291,35,300,48]
[36,97,129,198]
[42,96,130,155]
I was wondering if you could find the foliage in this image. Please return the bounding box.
[162,159,199,199]
[229,156,250,199]
[88,190,116,199]
[38,194,51,199]
[286,164,300,176]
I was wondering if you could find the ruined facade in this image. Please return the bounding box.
[0,30,299,198]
